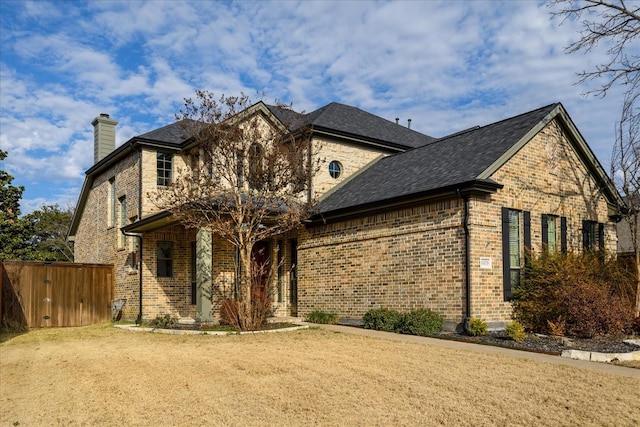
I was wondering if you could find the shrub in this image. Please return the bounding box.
[512,251,635,338]
[306,310,339,324]
[219,288,272,331]
[0,319,29,334]
[149,314,178,329]
[466,317,488,336]
[363,308,403,332]
[220,256,273,331]
[627,316,640,336]
[220,299,241,328]
[505,321,526,343]
[396,308,443,336]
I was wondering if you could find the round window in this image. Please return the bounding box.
[328,161,342,179]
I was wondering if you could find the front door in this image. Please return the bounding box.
[251,241,271,298]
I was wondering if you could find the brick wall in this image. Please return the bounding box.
[298,199,466,322]
[467,118,617,322]
[74,150,142,319]
[297,118,618,326]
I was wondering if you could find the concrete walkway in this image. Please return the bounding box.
[311,323,640,379]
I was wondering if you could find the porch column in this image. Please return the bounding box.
[196,228,213,321]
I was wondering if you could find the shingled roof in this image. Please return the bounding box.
[315,103,561,217]
[268,102,436,150]
[137,119,192,145]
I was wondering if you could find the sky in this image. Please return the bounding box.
[0,0,633,215]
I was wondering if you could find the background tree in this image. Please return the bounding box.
[153,92,319,330]
[551,0,639,98]
[612,91,640,315]
[22,204,74,262]
[0,150,31,260]
[1,151,75,261]
[552,0,640,315]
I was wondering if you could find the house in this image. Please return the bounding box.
[68,101,623,329]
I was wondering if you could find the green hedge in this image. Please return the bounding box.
[305,310,339,324]
[363,308,443,336]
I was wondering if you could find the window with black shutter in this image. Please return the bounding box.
[582,220,604,251]
[502,208,529,301]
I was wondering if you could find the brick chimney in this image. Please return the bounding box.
[92,113,118,164]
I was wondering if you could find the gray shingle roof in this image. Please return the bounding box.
[137,119,192,145]
[268,102,436,149]
[317,103,560,215]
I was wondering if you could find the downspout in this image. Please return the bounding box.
[457,189,471,334]
[136,146,143,324]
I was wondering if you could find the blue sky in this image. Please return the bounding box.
[0,0,631,215]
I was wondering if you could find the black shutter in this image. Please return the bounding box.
[598,223,605,251]
[523,211,531,274]
[560,217,567,253]
[524,211,531,252]
[582,220,589,250]
[541,214,549,248]
[502,208,511,301]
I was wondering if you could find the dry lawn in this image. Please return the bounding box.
[1,324,639,426]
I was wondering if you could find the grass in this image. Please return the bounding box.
[1,324,639,426]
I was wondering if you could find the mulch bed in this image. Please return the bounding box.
[433,330,639,355]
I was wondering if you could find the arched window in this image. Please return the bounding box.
[248,143,264,189]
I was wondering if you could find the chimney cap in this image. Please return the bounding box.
[100,113,110,118]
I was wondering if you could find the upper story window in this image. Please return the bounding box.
[108,178,116,227]
[236,150,245,188]
[157,152,173,186]
[248,143,264,190]
[328,160,342,179]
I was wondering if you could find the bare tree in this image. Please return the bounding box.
[152,92,319,330]
[552,0,640,315]
[612,91,640,315]
[551,0,640,98]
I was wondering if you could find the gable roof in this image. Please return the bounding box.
[314,103,623,221]
[268,102,436,150]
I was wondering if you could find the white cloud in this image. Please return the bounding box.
[0,0,629,214]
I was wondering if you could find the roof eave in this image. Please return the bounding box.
[310,127,415,152]
[477,103,624,208]
[308,179,503,225]
[121,210,177,233]
[67,175,93,241]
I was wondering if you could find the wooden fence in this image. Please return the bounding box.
[1,261,114,328]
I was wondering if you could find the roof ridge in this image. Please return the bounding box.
[427,102,560,146]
